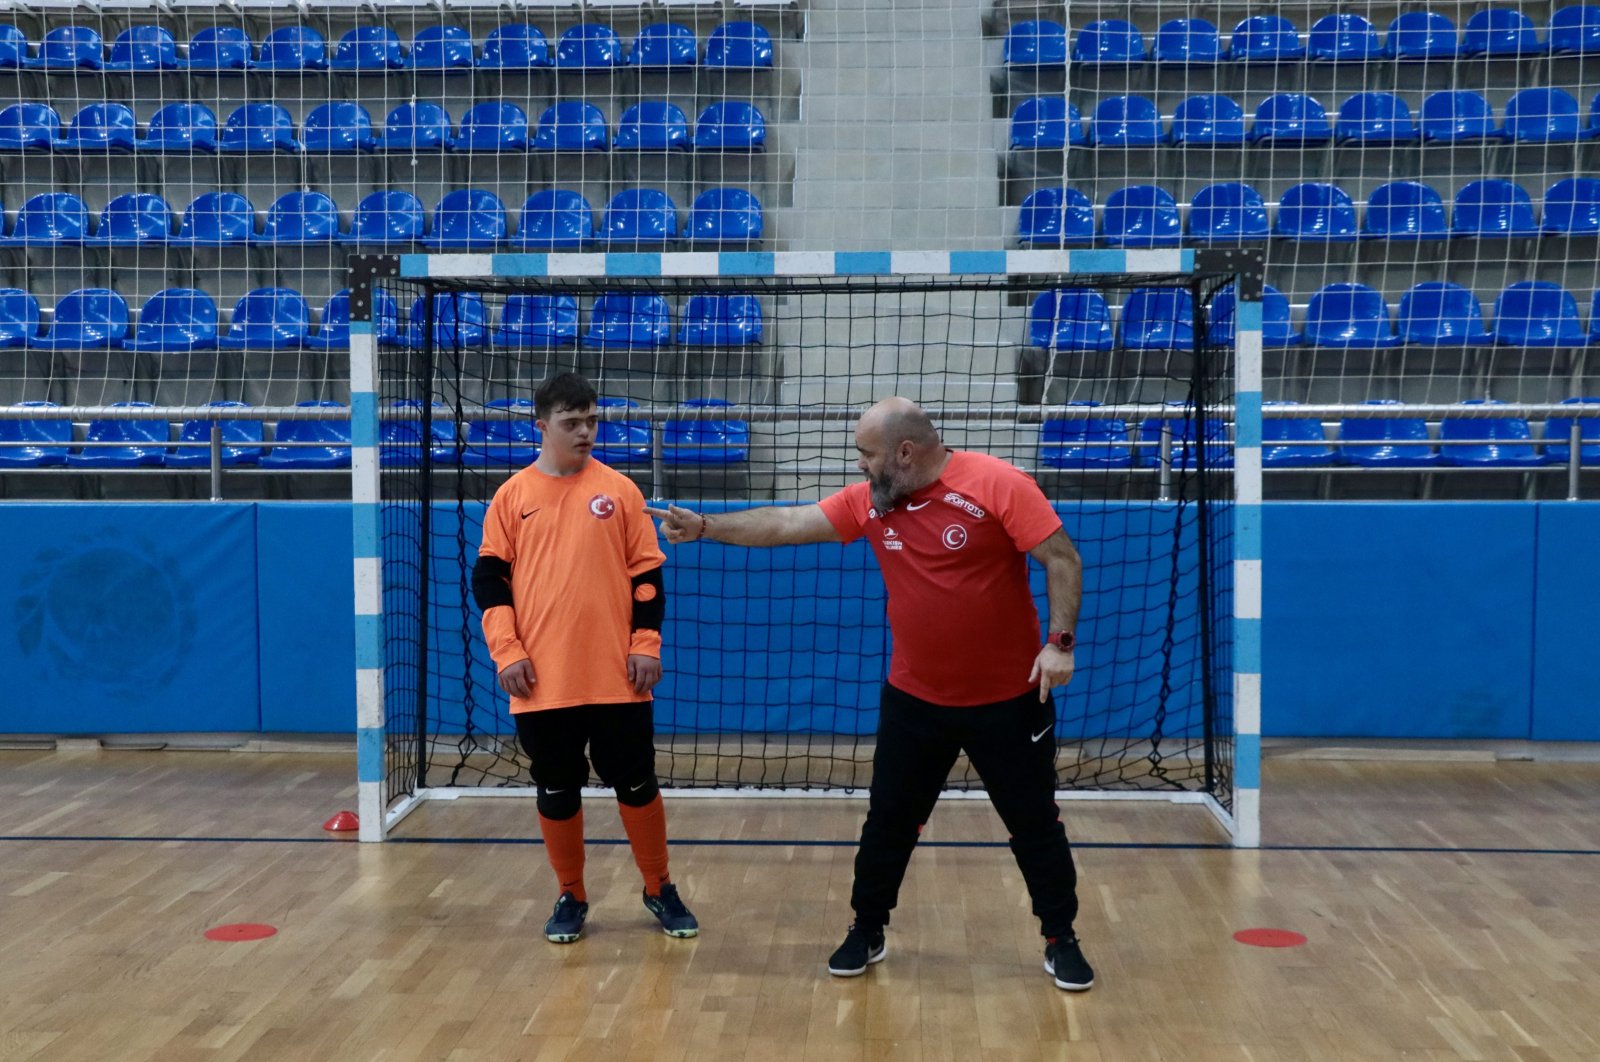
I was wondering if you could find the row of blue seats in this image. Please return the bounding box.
[0,99,766,155]
[1017,180,1600,246]
[1011,90,1600,150]
[0,187,762,249]
[1005,11,1600,67]
[1031,282,1600,352]
[1040,400,1600,470]
[0,287,765,352]
[0,398,752,470]
[0,21,774,74]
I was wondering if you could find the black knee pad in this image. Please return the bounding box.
[536,785,582,821]
[613,773,659,808]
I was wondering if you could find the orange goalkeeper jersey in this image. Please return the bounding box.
[478,460,664,713]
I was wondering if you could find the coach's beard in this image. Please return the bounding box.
[868,470,906,514]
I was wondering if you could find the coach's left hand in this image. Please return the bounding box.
[628,654,662,694]
[1029,645,1075,703]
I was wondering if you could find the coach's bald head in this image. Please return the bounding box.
[855,398,949,512]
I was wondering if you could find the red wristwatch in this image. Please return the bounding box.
[1047,630,1076,652]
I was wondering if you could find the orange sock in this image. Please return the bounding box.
[617,794,671,896]
[538,810,587,903]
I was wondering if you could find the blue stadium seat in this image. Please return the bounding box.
[167,402,264,468]
[25,26,103,70]
[1550,6,1600,54]
[0,402,70,467]
[185,27,253,72]
[259,401,351,470]
[1304,283,1401,347]
[1227,15,1306,62]
[28,289,129,350]
[1120,288,1194,351]
[463,398,538,467]
[479,24,552,70]
[1363,181,1449,240]
[406,292,489,349]
[171,191,256,246]
[0,102,61,151]
[330,26,405,71]
[378,399,455,467]
[508,189,596,250]
[1335,92,1419,144]
[1274,183,1360,241]
[219,102,302,153]
[1503,88,1588,143]
[1339,401,1440,466]
[0,288,42,346]
[307,287,401,350]
[1441,400,1545,466]
[1262,403,1336,467]
[254,26,327,73]
[302,101,377,153]
[81,193,173,247]
[377,101,454,152]
[1462,8,1546,56]
[687,188,763,245]
[104,26,182,72]
[603,189,678,246]
[1009,97,1085,150]
[491,293,579,347]
[678,294,763,346]
[420,189,509,249]
[1419,91,1501,142]
[1039,403,1133,469]
[1453,180,1539,237]
[1028,289,1113,352]
[1543,396,1600,465]
[137,102,218,153]
[0,192,91,247]
[585,293,673,349]
[1385,12,1460,59]
[55,102,138,152]
[630,24,697,68]
[1188,183,1269,242]
[594,397,651,465]
[1153,19,1222,64]
[615,102,690,151]
[0,26,25,69]
[1138,407,1231,469]
[1308,13,1383,61]
[218,288,312,350]
[557,24,623,69]
[693,101,766,151]
[1249,94,1333,143]
[124,288,218,353]
[457,100,531,152]
[532,101,607,152]
[1017,187,1096,247]
[345,190,427,248]
[1102,185,1182,247]
[663,399,750,464]
[1493,281,1588,346]
[1208,283,1303,347]
[1397,282,1493,345]
[1090,95,1164,147]
[1170,94,1246,145]
[705,21,774,69]
[1541,177,1600,234]
[1003,20,1068,68]
[1072,20,1147,64]
[409,26,475,71]
[253,190,342,246]
[68,403,167,468]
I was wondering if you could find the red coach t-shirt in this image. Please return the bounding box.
[818,450,1064,707]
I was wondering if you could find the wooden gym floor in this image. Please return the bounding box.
[1,746,1598,1062]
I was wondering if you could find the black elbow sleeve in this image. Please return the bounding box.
[631,566,665,631]
[471,555,514,611]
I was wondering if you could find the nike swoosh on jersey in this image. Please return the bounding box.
[905,500,931,511]
[521,508,541,520]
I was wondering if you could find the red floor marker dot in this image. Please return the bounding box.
[1233,928,1307,948]
[204,923,278,943]
[323,810,359,832]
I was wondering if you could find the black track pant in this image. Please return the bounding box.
[849,683,1080,939]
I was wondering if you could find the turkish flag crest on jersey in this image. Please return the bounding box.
[588,494,616,519]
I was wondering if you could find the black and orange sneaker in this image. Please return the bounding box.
[642,883,699,938]
[543,891,588,943]
[1044,934,1094,991]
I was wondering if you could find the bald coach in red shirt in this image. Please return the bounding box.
[647,397,1095,993]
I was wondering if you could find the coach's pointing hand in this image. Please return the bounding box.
[1028,645,1075,703]
[645,504,708,544]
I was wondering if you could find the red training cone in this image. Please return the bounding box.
[323,810,360,832]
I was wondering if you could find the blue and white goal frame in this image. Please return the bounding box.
[347,248,1265,848]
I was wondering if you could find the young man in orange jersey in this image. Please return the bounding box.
[648,397,1092,991]
[472,372,698,943]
